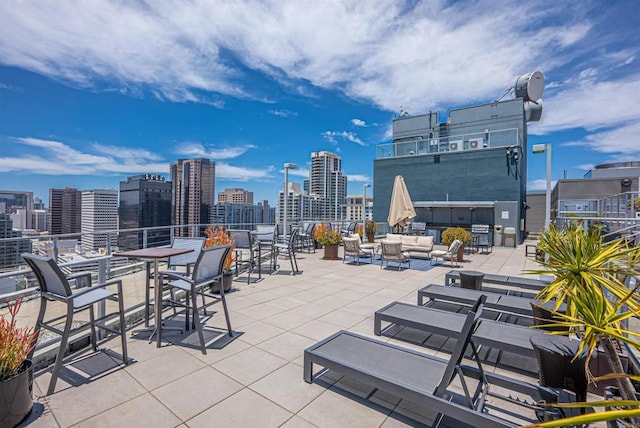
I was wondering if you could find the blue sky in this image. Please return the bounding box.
[0,0,639,207]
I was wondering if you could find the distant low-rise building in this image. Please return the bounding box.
[218,188,254,204]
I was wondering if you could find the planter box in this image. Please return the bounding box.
[0,360,33,428]
[588,343,629,396]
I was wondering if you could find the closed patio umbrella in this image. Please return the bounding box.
[387,175,416,231]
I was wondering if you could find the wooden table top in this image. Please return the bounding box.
[112,247,194,259]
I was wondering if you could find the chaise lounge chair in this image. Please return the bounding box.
[374,301,545,358]
[417,283,561,319]
[304,296,559,427]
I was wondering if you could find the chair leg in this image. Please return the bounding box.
[48,305,74,395]
[116,283,128,365]
[191,289,207,355]
[88,305,98,352]
[289,251,296,275]
[145,262,151,327]
[28,297,48,361]
[220,294,234,337]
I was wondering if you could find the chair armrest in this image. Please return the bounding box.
[72,278,123,297]
[158,270,195,284]
[67,272,92,288]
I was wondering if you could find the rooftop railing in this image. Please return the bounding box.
[376,128,521,159]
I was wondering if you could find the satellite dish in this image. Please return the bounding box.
[515,71,545,101]
[524,99,543,122]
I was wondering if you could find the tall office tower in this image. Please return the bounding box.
[308,151,347,220]
[81,189,118,251]
[218,188,254,204]
[170,158,215,236]
[119,174,172,250]
[49,187,81,235]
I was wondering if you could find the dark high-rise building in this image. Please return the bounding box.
[49,187,81,235]
[119,174,172,249]
[0,190,33,213]
[170,158,215,236]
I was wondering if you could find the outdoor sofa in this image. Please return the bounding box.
[385,233,434,259]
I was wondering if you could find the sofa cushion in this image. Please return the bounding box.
[416,236,434,249]
[400,235,418,246]
[386,233,403,242]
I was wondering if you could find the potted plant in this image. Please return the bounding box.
[526,225,640,427]
[441,227,473,262]
[204,225,236,292]
[365,220,377,243]
[314,224,342,260]
[0,297,38,427]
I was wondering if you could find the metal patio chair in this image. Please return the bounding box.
[274,228,300,275]
[380,240,410,270]
[144,237,205,326]
[342,236,374,265]
[431,239,462,267]
[161,244,233,354]
[21,253,128,395]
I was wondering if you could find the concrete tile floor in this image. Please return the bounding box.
[20,243,615,427]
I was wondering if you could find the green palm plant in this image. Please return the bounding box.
[526,225,640,426]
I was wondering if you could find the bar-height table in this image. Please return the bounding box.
[113,247,194,348]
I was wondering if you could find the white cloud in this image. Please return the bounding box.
[322,131,366,146]
[269,109,297,118]
[346,174,371,183]
[351,118,366,127]
[216,162,275,180]
[176,142,256,159]
[527,179,558,191]
[530,73,640,135]
[3,137,169,175]
[0,1,599,112]
[91,143,163,161]
[3,137,269,180]
[563,121,640,156]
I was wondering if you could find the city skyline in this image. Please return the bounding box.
[0,1,639,206]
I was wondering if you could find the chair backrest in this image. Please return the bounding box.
[288,228,299,247]
[192,244,233,283]
[448,239,462,254]
[21,253,73,297]
[381,240,402,257]
[434,294,486,397]
[343,237,360,255]
[228,230,252,250]
[304,222,315,234]
[256,225,275,241]
[168,237,205,267]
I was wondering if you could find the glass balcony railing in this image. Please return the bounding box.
[376,128,521,159]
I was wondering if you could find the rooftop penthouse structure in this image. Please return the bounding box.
[374,72,544,245]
